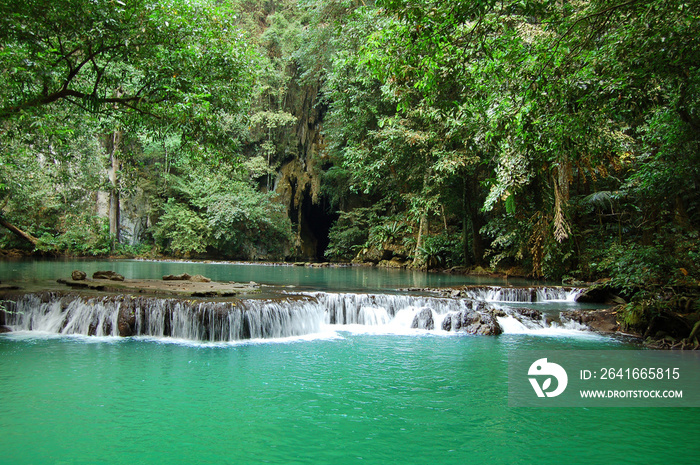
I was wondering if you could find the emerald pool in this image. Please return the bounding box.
[1,260,698,464]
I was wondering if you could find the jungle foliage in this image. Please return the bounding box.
[1,0,698,314]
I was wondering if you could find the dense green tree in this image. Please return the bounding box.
[151,161,294,259]
[0,0,253,125]
[0,0,257,251]
[347,0,700,279]
[1,0,698,328]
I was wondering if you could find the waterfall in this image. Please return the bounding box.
[1,288,593,342]
[461,286,582,303]
[2,294,324,342]
[313,292,468,325]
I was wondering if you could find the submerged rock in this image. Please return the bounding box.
[411,308,435,330]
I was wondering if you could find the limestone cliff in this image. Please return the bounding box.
[273,81,335,260]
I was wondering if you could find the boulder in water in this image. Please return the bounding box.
[0,325,11,333]
[411,308,434,330]
[72,270,87,281]
[441,314,454,331]
[461,310,502,335]
[92,270,125,281]
[442,308,502,335]
[117,301,136,337]
[515,308,542,321]
[190,274,211,283]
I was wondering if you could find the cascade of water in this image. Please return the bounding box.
[1,288,593,341]
[3,294,325,341]
[535,287,583,302]
[312,292,467,325]
[461,286,583,303]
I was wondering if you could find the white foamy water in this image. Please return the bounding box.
[1,288,604,343]
[497,316,608,339]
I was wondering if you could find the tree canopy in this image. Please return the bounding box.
[1,0,698,325]
[0,0,253,127]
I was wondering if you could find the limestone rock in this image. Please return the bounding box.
[515,308,542,321]
[117,302,136,337]
[442,306,502,335]
[378,258,407,268]
[93,270,125,281]
[461,310,502,335]
[190,274,211,283]
[411,308,435,330]
[163,273,191,281]
[561,308,619,333]
[71,270,87,281]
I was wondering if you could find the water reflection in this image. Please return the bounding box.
[0,258,534,292]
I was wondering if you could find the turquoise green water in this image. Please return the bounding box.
[0,258,533,292]
[2,260,698,463]
[1,332,698,465]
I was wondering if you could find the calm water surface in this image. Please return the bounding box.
[0,258,533,292]
[1,259,698,464]
[1,333,698,464]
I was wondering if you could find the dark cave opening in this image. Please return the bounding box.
[299,192,338,261]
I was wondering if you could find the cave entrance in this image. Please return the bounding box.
[302,192,337,261]
[291,186,337,261]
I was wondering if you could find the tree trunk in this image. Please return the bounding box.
[463,174,485,266]
[0,216,38,246]
[470,207,485,265]
[462,178,472,266]
[412,166,432,267]
[413,212,427,267]
[105,130,122,244]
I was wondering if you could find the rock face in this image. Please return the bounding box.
[411,308,435,330]
[71,270,87,281]
[378,258,408,269]
[575,286,625,304]
[93,270,125,281]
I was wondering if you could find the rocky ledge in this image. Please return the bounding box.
[57,270,260,297]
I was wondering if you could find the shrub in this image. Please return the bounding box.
[151,199,211,256]
[36,213,112,256]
